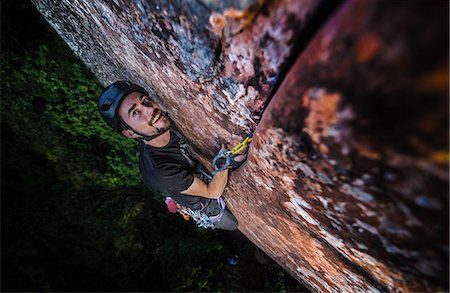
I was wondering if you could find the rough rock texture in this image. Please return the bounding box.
[31,0,323,166]
[32,0,448,291]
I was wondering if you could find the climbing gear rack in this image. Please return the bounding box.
[164,197,226,229]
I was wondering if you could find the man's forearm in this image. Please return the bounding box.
[206,169,229,199]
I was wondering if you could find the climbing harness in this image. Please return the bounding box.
[212,132,253,175]
[163,131,254,229]
[196,164,213,182]
[164,197,226,229]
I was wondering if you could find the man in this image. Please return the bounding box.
[98,81,245,231]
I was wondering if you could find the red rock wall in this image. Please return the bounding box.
[31,0,323,165]
[229,0,448,291]
[32,0,448,291]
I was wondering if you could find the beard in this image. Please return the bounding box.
[155,124,170,135]
[142,111,171,141]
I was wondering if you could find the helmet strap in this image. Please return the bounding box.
[140,129,170,141]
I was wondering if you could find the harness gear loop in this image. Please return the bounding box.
[165,196,226,229]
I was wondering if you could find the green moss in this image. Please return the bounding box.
[1,44,140,189]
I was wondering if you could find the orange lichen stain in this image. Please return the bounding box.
[209,12,225,37]
[353,143,381,160]
[223,7,245,19]
[407,136,449,163]
[208,2,268,37]
[359,149,381,160]
[355,33,382,62]
[429,151,450,163]
[418,66,449,94]
[302,93,311,108]
[319,143,329,154]
[304,88,341,146]
[309,182,323,193]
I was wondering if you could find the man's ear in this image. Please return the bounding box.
[121,129,141,139]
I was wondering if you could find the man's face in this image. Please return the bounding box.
[118,91,170,137]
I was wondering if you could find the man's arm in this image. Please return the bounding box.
[180,168,228,199]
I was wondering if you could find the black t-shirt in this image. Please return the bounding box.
[139,129,218,213]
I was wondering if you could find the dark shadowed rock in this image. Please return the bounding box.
[32,0,448,291]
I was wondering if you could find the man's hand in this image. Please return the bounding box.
[214,144,248,172]
[229,146,248,171]
[233,150,248,164]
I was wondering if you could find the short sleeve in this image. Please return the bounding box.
[138,137,196,197]
[157,164,195,195]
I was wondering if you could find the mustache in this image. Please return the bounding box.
[147,108,170,126]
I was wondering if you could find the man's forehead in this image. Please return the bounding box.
[125,91,143,99]
[118,92,140,114]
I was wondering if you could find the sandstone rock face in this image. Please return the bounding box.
[32,0,323,164]
[32,0,448,291]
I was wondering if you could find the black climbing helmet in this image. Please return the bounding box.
[98,81,149,132]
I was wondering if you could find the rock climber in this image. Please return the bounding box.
[98,81,247,231]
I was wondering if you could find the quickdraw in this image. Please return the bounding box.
[229,132,254,156]
[212,132,253,175]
